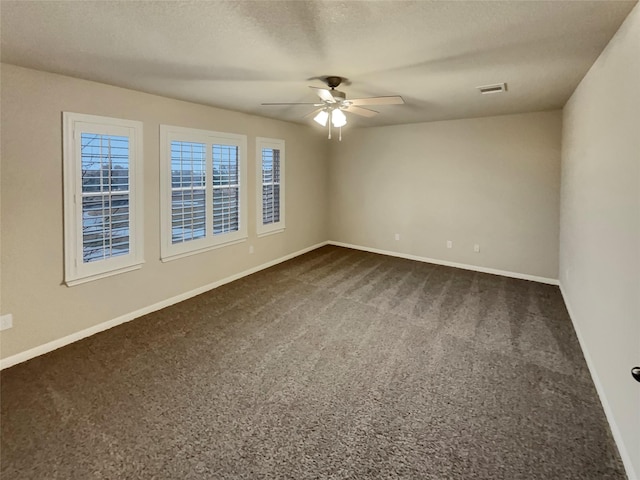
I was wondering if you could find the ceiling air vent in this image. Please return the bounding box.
[477,83,507,94]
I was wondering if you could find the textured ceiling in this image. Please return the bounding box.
[1,0,637,127]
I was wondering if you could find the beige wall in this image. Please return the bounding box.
[2,26,636,473]
[328,111,562,280]
[0,64,329,359]
[560,4,640,478]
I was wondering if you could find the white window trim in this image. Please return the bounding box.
[63,112,144,286]
[256,137,285,237]
[160,125,248,262]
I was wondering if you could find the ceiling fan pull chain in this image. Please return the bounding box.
[339,126,342,141]
[328,121,332,139]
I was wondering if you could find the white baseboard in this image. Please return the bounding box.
[328,241,559,285]
[0,241,328,370]
[0,241,558,370]
[559,284,637,480]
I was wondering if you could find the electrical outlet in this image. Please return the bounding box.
[474,244,480,253]
[394,233,400,241]
[249,245,254,254]
[0,314,13,331]
[446,240,453,249]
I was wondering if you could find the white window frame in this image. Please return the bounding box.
[63,112,144,286]
[256,137,285,237]
[160,125,248,262]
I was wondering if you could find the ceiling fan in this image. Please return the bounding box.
[261,76,404,140]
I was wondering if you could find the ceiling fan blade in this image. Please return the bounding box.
[343,105,379,117]
[348,96,405,106]
[262,102,321,105]
[304,108,325,119]
[309,86,336,103]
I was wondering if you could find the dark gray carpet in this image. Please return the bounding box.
[1,246,625,479]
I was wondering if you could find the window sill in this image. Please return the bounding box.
[65,262,144,287]
[257,227,285,238]
[161,236,248,263]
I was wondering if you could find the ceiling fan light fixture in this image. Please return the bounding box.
[313,110,329,126]
[331,109,347,128]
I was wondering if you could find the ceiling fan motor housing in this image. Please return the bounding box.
[325,76,343,89]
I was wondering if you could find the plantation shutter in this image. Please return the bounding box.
[170,141,207,244]
[261,147,281,225]
[80,133,130,263]
[212,144,240,234]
